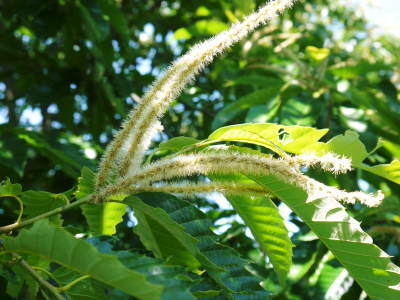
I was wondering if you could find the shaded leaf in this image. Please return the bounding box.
[125,196,218,271]
[3,220,163,300]
[133,193,271,299]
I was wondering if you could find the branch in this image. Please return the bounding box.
[0,195,92,234]
[12,253,65,300]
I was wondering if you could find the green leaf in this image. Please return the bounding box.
[212,84,283,130]
[133,193,271,299]
[0,179,22,196]
[117,252,196,300]
[157,137,200,153]
[206,123,328,156]
[16,129,92,178]
[125,196,218,271]
[193,19,228,35]
[77,167,127,235]
[3,220,163,300]
[52,267,107,300]
[330,61,390,79]
[361,161,400,185]
[226,193,292,285]
[305,46,330,62]
[206,123,400,184]
[21,191,68,225]
[174,28,192,40]
[317,262,353,300]
[248,174,400,300]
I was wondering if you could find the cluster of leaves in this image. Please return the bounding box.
[1,0,400,299]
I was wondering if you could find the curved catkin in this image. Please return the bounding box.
[287,153,352,174]
[97,152,303,200]
[95,0,298,189]
[119,181,271,198]
[98,151,384,208]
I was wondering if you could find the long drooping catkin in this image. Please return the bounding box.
[98,151,383,207]
[95,0,298,189]
[120,181,271,197]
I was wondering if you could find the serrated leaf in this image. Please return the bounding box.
[21,191,68,225]
[209,157,292,285]
[226,193,292,285]
[0,179,22,196]
[133,193,271,299]
[248,173,400,300]
[206,123,328,156]
[3,220,163,300]
[77,167,127,235]
[125,196,218,271]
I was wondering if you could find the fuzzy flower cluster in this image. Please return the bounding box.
[94,0,384,209]
[95,0,297,189]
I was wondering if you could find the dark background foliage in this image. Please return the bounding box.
[1,0,399,299]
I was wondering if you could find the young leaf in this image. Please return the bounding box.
[248,173,400,300]
[3,219,163,300]
[76,167,127,235]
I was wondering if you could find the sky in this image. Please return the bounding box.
[350,0,400,37]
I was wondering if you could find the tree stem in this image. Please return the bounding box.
[0,196,92,234]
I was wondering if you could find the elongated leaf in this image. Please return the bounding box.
[3,220,163,300]
[226,193,292,285]
[212,84,283,130]
[248,173,400,300]
[133,193,271,299]
[125,196,219,271]
[77,167,127,235]
[209,171,292,285]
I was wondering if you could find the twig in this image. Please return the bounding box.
[12,253,65,300]
[0,196,92,234]
[58,275,90,292]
